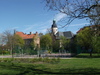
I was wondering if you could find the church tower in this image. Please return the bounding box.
[51,20,58,36]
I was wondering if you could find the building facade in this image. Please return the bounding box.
[15,31,40,48]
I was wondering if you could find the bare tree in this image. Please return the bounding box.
[46,28,52,35]
[44,0,100,27]
[44,0,100,57]
[3,30,15,58]
[0,34,6,46]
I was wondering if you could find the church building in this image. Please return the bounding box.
[51,20,76,55]
[51,20,74,40]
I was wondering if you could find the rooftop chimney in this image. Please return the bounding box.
[30,32,32,35]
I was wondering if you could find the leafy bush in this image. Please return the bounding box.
[0,57,60,64]
[0,50,10,55]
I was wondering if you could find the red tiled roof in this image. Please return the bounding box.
[16,32,35,39]
[77,28,83,33]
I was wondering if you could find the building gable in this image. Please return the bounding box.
[16,32,35,39]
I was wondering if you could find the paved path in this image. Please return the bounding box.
[0,55,37,58]
[0,55,12,58]
[0,54,73,59]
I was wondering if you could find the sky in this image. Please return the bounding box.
[0,0,89,34]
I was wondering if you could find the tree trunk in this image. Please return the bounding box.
[90,52,92,57]
[90,49,92,57]
[11,45,14,58]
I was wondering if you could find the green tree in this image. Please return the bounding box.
[76,27,93,56]
[92,36,100,55]
[40,34,52,50]
[59,36,70,50]
[13,34,25,48]
[58,36,70,53]
[52,40,60,52]
[30,38,35,50]
[12,34,25,55]
[65,39,70,52]
[77,27,92,48]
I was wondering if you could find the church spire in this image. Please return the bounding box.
[51,20,58,36]
[52,20,57,28]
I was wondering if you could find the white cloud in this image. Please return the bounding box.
[21,13,67,34]
[21,17,89,34]
[23,20,52,34]
[38,29,47,33]
[24,25,36,31]
[54,13,67,22]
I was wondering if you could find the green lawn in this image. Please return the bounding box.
[75,53,100,58]
[0,58,100,74]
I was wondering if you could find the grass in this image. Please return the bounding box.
[75,53,100,58]
[35,58,100,74]
[0,57,100,74]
